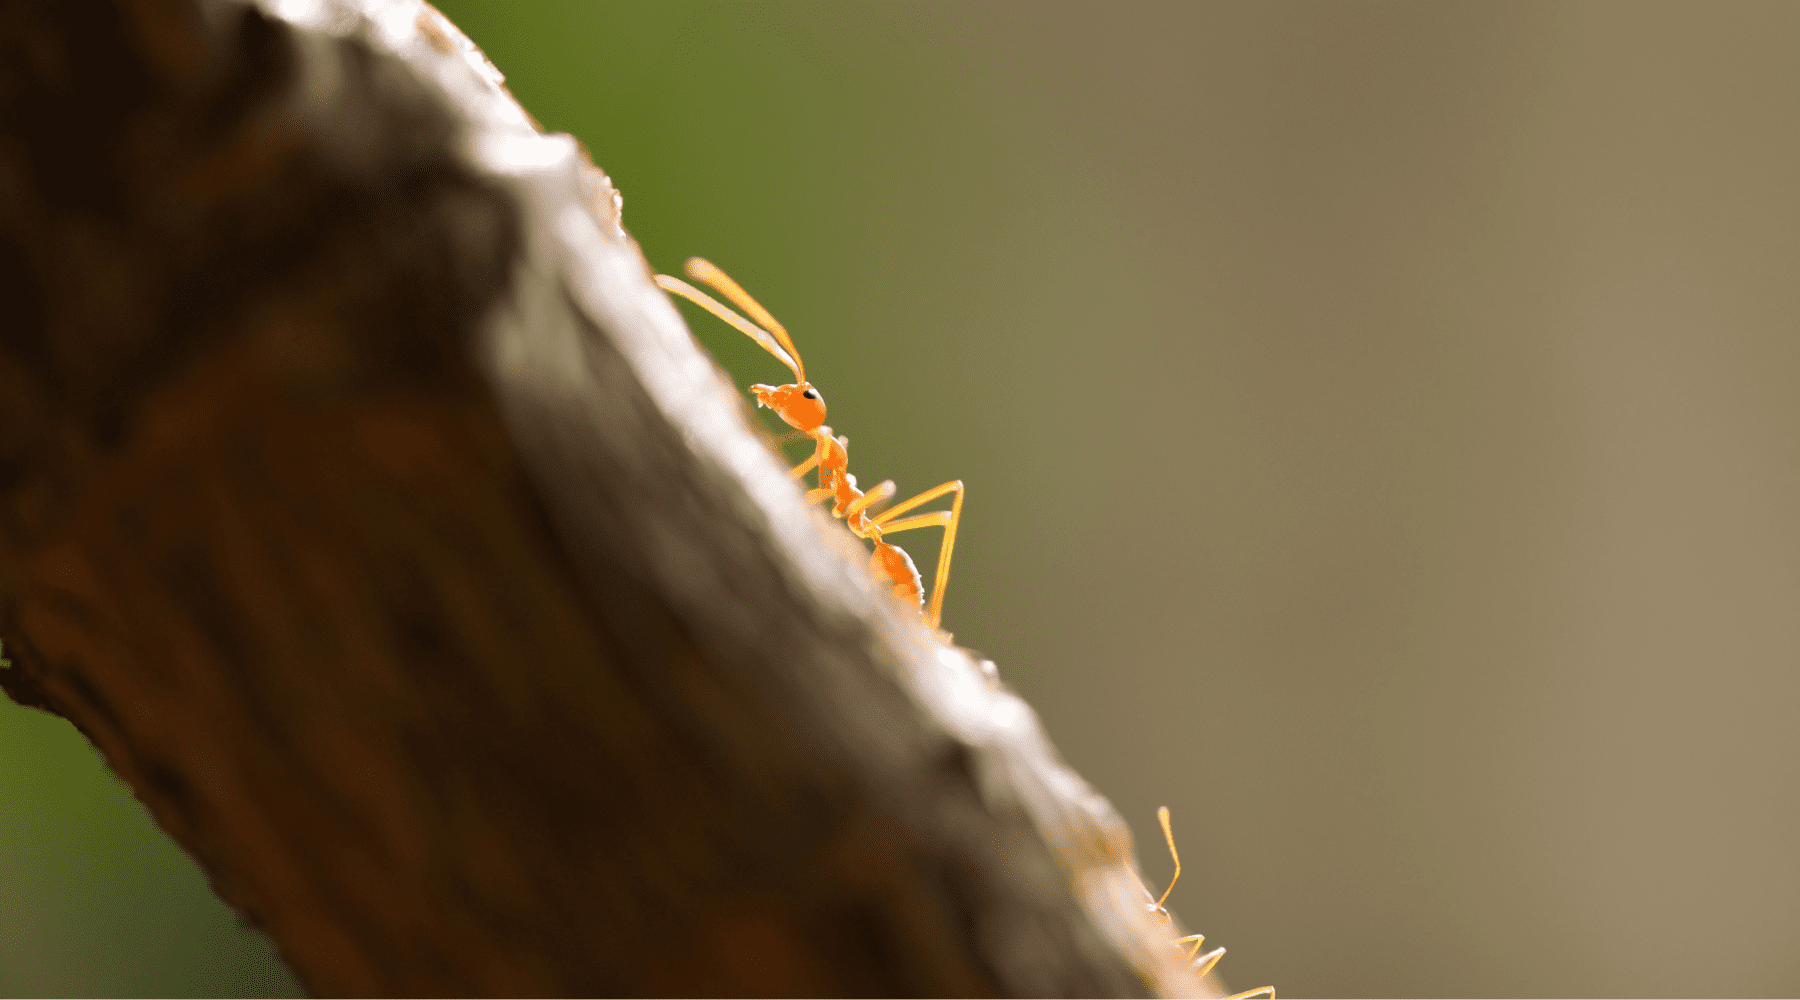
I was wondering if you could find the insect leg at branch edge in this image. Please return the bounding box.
[1149,806,1275,1000]
[654,258,965,639]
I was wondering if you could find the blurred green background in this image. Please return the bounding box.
[5,1,1799,996]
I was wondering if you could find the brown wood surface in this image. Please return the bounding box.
[0,0,1215,995]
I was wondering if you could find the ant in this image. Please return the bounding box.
[655,258,966,636]
[1149,806,1275,1000]
[658,262,1265,993]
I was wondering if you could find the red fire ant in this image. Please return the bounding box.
[655,258,965,635]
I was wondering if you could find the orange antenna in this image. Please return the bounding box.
[684,258,805,383]
[654,273,801,383]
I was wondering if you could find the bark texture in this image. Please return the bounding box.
[0,0,1219,995]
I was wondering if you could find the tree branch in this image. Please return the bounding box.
[0,0,1221,994]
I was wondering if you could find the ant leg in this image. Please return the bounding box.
[1191,945,1226,978]
[1153,806,1182,910]
[797,434,834,496]
[841,480,897,537]
[845,479,896,521]
[870,480,963,628]
[1155,809,1225,972]
[1157,805,1265,996]
[795,429,844,495]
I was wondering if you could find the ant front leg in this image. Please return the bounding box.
[791,448,835,504]
[789,450,821,480]
[793,428,843,502]
[868,480,964,629]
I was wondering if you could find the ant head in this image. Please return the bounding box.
[655,261,830,431]
[751,382,827,431]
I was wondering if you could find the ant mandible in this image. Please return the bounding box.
[655,258,966,636]
[1149,806,1276,999]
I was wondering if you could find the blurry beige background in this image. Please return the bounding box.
[3,2,1796,996]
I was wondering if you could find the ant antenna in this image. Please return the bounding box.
[684,258,806,383]
[654,274,801,383]
[1156,805,1181,910]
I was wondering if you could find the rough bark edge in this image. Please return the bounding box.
[0,0,1240,991]
[330,2,1229,996]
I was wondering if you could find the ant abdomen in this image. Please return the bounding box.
[871,541,924,610]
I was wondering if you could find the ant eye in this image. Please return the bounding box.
[802,388,819,400]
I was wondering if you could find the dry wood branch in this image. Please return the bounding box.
[0,0,1223,994]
